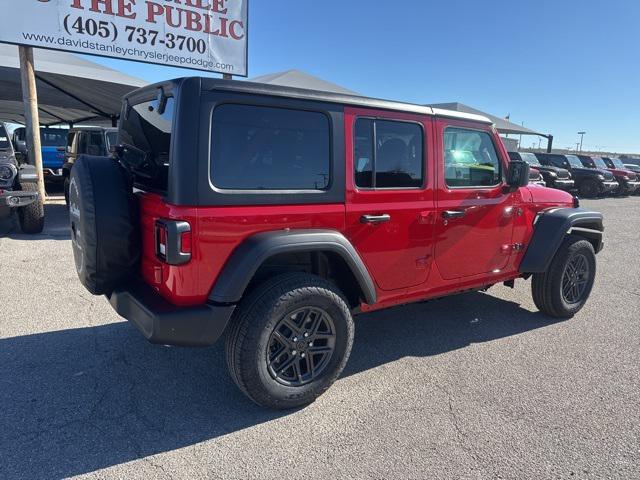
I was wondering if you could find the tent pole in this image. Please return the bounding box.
[18,46,46,206]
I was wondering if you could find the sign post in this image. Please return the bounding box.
[18,46,46,209]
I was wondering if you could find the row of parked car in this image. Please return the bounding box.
[510,151,640,197]
[12,126,117,202]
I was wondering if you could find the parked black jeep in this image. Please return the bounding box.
[62,127,118,205]
[535,153,617,198]
[0,123,44,234]
[509,151,574,191]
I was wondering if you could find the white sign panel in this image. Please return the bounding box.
[0,0,248,76]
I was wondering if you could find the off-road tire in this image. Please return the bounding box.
[225,273,354,410]
[578,179,600,198]
[532,236,596,318]
[17,182,44,234]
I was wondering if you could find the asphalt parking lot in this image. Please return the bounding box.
[0,194,638,480]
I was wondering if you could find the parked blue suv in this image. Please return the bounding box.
[12,127,68,181]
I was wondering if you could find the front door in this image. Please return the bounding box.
[344,107,436,291]
[434,119,516,280]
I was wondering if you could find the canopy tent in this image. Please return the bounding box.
[426,102,542,136]
[250,69,361,96]
[0,44,147,126]
[427,102,553,151]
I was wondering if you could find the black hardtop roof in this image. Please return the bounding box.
[127,77,494,125]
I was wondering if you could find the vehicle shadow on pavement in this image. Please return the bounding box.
[0,292,561,479]
[0,203,70,240]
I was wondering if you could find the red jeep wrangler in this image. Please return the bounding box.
[69,78,604,409]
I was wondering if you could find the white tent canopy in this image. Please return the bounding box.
[250,69,361,96]
[0,44,146,126]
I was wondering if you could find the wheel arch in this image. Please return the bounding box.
[208,230,377,307]
[519,207,604,274]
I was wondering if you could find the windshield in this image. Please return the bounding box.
[119,96,174,191]
[610,158,625,169]
[40,129,68,147]
[0,124,10,149]
[520,152,541,166]
[592,157,609,169]
[565,155,583,168]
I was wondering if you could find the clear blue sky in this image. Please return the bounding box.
[89,0,640,153]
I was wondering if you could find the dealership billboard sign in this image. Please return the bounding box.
[0,0,248,76]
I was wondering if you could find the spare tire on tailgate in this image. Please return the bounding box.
[69,155,140,295]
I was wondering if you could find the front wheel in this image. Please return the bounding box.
[17,182,44,234]
[225,273,354,409]
[578,179,600,198]
[532,236,596,318]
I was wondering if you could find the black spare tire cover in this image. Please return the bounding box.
[69,155,140,295]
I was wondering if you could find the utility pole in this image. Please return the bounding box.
[18,46,45,205]
[578,131,586,152]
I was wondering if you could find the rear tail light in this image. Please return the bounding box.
[155,219,191,265]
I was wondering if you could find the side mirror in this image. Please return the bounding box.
[14,151,25,165]
[506,160,530,189]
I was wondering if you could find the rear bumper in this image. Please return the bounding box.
[107,281,235,347]
[551,178,574,190]
[0,189,38,208]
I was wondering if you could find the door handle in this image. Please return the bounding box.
[442,210,466,220]
[361,214,391,224]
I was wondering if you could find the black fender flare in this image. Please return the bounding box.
[208,229,377,305]
[519,207,604,274]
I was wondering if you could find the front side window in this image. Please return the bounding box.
[40,129,68,147]
[211,104,330,190]
[354,118,423,189]
[444,127,502,187]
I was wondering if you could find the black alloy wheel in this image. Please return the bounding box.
[561,253,590,304]
[267,307,336,387]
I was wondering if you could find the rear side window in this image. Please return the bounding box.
[211,104,331,190]
[443,127,502,188]
[354,118,424,189]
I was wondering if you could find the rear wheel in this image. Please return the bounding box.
[532,236,596,318]
[578,179,600,198]
[225,273,354,409]
[17,182,44,234]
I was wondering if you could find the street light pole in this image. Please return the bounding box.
[578,131,586,152]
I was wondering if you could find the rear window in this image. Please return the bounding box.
[211,104,331,190]
[119,97,174,191]
[40,129,68,147]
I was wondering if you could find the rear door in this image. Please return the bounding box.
[344,107,436,291]
[434,119,516,279]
